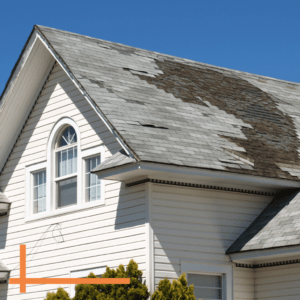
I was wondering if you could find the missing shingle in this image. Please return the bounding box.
[97,43,111,49]
[89,79,105,88]
[123,68,148,75]
[140,124,169,130]
[125,99,145,105]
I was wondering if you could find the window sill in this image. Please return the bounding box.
[24,200,105,223]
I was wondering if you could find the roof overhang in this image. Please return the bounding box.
[229,245,300,265]
[0,28,55,172]
[93,161,300,193]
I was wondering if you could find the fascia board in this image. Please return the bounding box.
[94,161,300,191]
[139,162,300,189]
[0,28,38,110]
[229,245,300,263]
[0,31,55,173]
[34,27,136,161]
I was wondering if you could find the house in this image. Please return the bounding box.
[0,25,300,300]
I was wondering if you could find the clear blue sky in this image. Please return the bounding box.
[1,0,300,94]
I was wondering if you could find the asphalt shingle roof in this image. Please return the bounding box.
[94,149,135,172]
[36,25,300,181]
[227,189,300,253]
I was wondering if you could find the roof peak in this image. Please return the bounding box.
[36,25,300,87]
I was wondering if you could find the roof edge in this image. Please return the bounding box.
[36,25,300,86]
[0,25,36,109]
[229,244,300,263]
[35,25,139,161]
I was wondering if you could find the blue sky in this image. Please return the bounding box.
[1,0,300,94]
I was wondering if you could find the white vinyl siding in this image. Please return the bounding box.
[233,266,255,300]
[151,184,272,294]
[0,64,147,300]
[255,264,300,300]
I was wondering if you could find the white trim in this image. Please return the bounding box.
[70,266,106,298]
[25,161,47,219]
[145,182,154,294]
[229,245,300,263]
[95,161,300,191]
[47,118,82,213]
[181,261,233,300]
[82,145,106,205]
[35,30,135,160]
[0,31,39,111]
[25,118,105,222]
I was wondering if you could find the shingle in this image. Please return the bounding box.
[36,25,300,182]
[227,189,300,254]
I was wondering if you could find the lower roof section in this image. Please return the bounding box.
[227,189,300,254]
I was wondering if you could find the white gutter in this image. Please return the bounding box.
[94,161,300,190]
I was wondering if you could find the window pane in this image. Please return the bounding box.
[58,126,77,147]
[85,155,101,202]
[57,177,77,208]
[57,146,77,177]
[33,170,46,214]
[193,287,222,300]
[188,274,222,288]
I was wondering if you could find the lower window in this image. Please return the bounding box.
[188,273,222,300]
[57,177,77,208]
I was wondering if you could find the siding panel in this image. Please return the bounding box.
[152,184,271,299]
[0,64,146,300]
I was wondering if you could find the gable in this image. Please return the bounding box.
[0,63,120,197]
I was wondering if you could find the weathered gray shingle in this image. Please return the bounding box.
[36,25,300,181]
[227,189,300,253]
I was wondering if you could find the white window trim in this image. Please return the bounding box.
[81,146,105,205]
[181,261,233,300]
[25,161,47,219]
[69,266,106,298]
[25,117,105,222]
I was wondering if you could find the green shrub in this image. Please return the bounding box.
[45,259,149,300]
[44,287,71,300]
[151,273,196,300]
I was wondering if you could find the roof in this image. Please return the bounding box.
[227,189,300,254]
[21,26,300,181]
[93,150,136,172]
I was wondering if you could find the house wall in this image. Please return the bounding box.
[255,264,300,300]
[0,63,147,300]
[151,183,272,298]
[234,266,255,300]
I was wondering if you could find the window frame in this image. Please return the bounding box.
[25,162,47,219]
[54,126,79,210]
[82,146,105,205]
[181,261,233,300]
[49,119,82,213]
[25,118,105,222]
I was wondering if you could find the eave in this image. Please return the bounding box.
[93,161,300,194]
[0,29,55,173]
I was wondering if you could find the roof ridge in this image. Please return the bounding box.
[36,25,300,87]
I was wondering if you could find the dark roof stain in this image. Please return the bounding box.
[20,25,300,181]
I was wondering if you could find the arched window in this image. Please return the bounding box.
[54,125,78,209]
[25,117,105,220]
